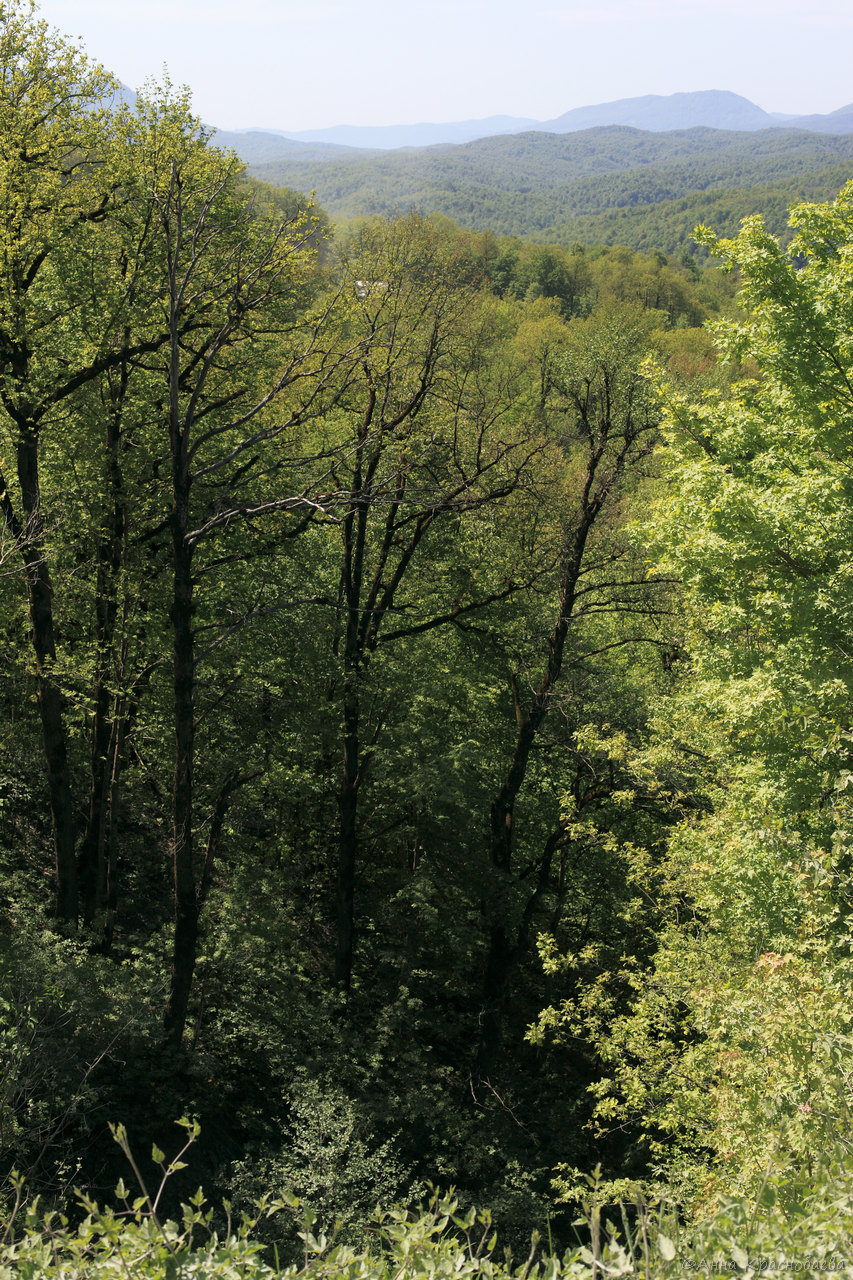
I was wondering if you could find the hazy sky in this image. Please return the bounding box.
[34,0,853,132]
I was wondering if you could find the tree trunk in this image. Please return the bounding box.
[79,358,129,925]
[475,457,604,1082]
[335,679,360,991]
[99,710,125,955]
[78,673,113,925]
[163,253,198,1047]
[477,716,545,1081]
[333,388,372,993]
[163,498,197,1047]
[16,431,77,925]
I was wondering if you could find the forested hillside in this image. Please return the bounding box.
[245,126,853,250]
[5,3,853,1276]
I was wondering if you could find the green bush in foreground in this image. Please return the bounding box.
[3,1123,853,1278]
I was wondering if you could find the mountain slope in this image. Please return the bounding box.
[244,126,853,246]
[250,125,853,191]
[212,129,358,164]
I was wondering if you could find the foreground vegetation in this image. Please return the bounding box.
[3,0,853,1271]
[5,1126,853,1277]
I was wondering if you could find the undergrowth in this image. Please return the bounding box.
[2,1121,853,1277]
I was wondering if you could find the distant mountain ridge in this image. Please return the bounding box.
[272,115,539,150]
[540,90,773,134]
[236,123,853,257]
[217,91,853,158]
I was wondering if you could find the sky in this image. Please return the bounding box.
[33,0,853,132]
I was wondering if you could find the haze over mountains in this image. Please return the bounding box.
[214,90,853,159]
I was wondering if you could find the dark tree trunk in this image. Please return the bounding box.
[79,357,129,925]
[78,675,112,924]
[98,711,125,955]
[475,441,607,1082]
[36,656,77,924]
[16,430,78,925]
[163,484,197,1047]
[335,680,360,991]
[477,715,541,1080]
[163,249,198,1047]
[333,386,372,994]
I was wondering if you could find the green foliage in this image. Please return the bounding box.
[8,1121,853,1278]
[229,1073,420,1252]
[534,178,853,1209]
[487,239,713,327]
[0,913,166,1205]
[247,126,853,254]
[13,0,841,1254]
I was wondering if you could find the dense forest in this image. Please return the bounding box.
[243,127,853,252]
[4,3,853,1276]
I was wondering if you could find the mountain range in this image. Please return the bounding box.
[214,90,853,160]
[226,122,853,258]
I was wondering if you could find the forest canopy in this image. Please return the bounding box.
[3,2,853,1274]
[246,127,853,254]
